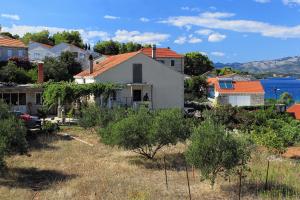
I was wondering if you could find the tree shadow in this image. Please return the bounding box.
[128,152,188,171]
[0,167,76,191]
[26,131,73,151]
[221,180,300,199]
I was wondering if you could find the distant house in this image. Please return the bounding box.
[29,41,100,70]
[287,104,300,120]
[207,77,265,107]
[0,83,43,115]
[74,50,184,109]
[0,36,28,61]
[140,46,184,73]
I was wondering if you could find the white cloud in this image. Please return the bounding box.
[211,51,225,57]
[1,24,110,42]
[188,37,202,43]
[174,36,186,44]
[200,12,235,18]
[113,29,169,44]
[104,15,120,20]
[160,11,300,39]
[208,33,226,42]
[181,6,201,12]
[140,17,150,22]
[181,6,190,11]
[195,29,214,35]
[174,35,202,44]
[254,0,271,3]
[1,14,20,20]
[283,0,300,5]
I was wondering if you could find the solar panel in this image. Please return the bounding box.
[219,81,234,89]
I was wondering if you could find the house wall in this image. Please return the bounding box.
[77,53,184,109]
[0,46,28,61]
[156,57,184,73]
[0,87,43,115]
[28,46,54,61]
[216,93,264,107]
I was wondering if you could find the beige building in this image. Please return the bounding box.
[74,50,184,109]
[0,83,43,114]
[0,36,28,61]
[207,77,265,107]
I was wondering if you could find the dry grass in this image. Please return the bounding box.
[0,126,299,200]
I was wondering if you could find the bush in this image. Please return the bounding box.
[42,121,59,134]
[0,100,27,168]
[186,117,251,187]
[100,108,190,159]
[79,104,127,129]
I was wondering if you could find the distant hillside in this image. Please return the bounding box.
[214,56,300,75]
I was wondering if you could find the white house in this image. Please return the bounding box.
[140,46,184,73]
[74,50,184,109]
[29,41,100,70]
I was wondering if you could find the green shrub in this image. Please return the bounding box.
[186,117,251,187]
[79,104,127,129]
[0,100,27,168]
[100,108,190,159]
[42,121,59,134]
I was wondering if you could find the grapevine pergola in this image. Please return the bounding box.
[41,82,120,108]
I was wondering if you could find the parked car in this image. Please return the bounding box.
[11,111,41,129]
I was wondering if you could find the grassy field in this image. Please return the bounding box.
[0,126,299,200]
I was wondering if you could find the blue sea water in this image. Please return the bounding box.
[260,78,300,101]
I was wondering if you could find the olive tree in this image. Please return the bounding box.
[185,117,251,187]
[101,108,190,159]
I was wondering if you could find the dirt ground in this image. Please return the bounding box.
[0,126,298,200]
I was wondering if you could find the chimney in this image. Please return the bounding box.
[37,62,44,83]
[89,54,94,74]
[152,44,156,60]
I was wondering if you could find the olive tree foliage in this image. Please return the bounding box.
[0,100,27,168]
[278,92,294,106]
[184,75,208,101]
[100,108,191,159]
[184,52,214,76]
[186,117,251,187]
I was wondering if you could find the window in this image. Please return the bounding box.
[133,90,142,101]
[7,49,13,57]
[36,93,42,105]
[34,53,40,59]
[11,93,18,105]
[79,53,85,59]
[133,64,142,83]
[3,93,10,104]
[19,93,26,105]
[72,52,79,58]
[158,60,165,64]
[18,50,23,57]
[171,60,175,66]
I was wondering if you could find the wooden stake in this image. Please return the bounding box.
[264,160,270,190]
[185,162,192,200]
[238,168,243,200]
[164,155,168,190]
[192,165,195,181]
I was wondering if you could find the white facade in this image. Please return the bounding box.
[156,57,184,73]
[29,42,100,70]
[75,53,184,109]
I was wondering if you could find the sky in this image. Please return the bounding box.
[2,0,300,63]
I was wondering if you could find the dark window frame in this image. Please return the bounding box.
[133,63,143,83]
[171,60,175,66]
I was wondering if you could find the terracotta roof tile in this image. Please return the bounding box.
[287,104,300,120]
[0,38,27,48]
[75,51,140,78]
[207,77,265,94]
[141,48,183,58]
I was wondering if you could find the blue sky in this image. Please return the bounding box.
[2,0,300,63]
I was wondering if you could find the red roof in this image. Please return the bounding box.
[31,41,53,48]
[0,37,27,48]
[141,48,183,58]
[287,104,300,120]
[208,77,265,94]
[75,51,140,78]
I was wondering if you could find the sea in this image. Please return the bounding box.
[260,78,300,101]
